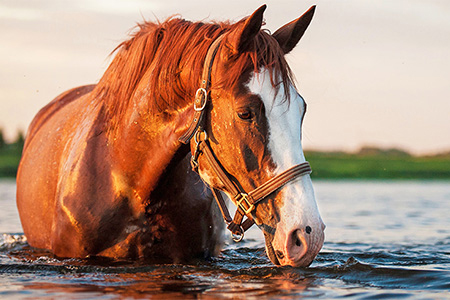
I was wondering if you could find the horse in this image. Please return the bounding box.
[16,5,325,267]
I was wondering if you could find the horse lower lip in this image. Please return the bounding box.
[291,255,314,267]
[265,242,281,265]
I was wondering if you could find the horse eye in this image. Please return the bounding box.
[237,110,253,120]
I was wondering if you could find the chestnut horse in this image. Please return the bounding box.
[17,5,325,267]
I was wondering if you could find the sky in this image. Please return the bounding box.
[0,0,449,155]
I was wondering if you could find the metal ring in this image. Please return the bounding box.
[231,226,245,243]
[194,88,208,111]
[194,130,208,145]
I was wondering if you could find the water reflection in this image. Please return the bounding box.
[18,262,317,299]
[3,242,323,299]
[1,180,450,299]
[4,241,448,299]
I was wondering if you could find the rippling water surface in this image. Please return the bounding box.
[1,179,449,299]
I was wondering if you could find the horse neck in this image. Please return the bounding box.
[109,83,194,204]
[103,21,224,203]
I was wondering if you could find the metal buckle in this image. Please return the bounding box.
[237,193,254,215]
[194,88,208,111]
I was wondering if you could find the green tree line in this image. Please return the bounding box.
[1,128,450,179]
[0,128,25,177]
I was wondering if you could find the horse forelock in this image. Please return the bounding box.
[93,15,294,133]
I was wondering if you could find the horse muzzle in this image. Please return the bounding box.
[267,221,325,267]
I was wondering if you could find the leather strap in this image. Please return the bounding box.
[200,140,312,207]
[179,35,225,144]
[249,163,312,201]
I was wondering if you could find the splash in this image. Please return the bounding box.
[0,233,27,251]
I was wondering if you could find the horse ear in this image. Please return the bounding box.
[229,4,266,54]
[273,5,316,54]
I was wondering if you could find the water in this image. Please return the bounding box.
[1,179,449,299]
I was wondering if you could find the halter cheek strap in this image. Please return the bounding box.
[179,35,313,242]
[178,35,225,144]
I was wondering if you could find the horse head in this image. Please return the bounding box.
[186,5,325,267]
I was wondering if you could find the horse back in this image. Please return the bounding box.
[23,85,96,152]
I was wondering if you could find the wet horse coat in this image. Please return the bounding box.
[17,5,325,266]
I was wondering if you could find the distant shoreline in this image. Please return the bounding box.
[1,145,450,179]
[304,148,450,180]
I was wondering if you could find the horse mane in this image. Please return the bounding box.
[92,16,294,132]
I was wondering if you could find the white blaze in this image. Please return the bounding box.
[247,68,324,258]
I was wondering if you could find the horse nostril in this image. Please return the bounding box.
[293,230,303,247]
[295,235,302,247]
[305,226,312,234]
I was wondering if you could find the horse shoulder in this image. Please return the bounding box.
[17,86,136,257]
[17,85,95,250]
[49,103,144,258]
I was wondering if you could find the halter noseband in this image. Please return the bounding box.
[179,35,312,242]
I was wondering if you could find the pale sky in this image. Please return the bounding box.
[1,0,449,154]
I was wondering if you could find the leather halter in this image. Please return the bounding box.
[179,35,312,242]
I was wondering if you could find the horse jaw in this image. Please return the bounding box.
[247,68,325,267]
